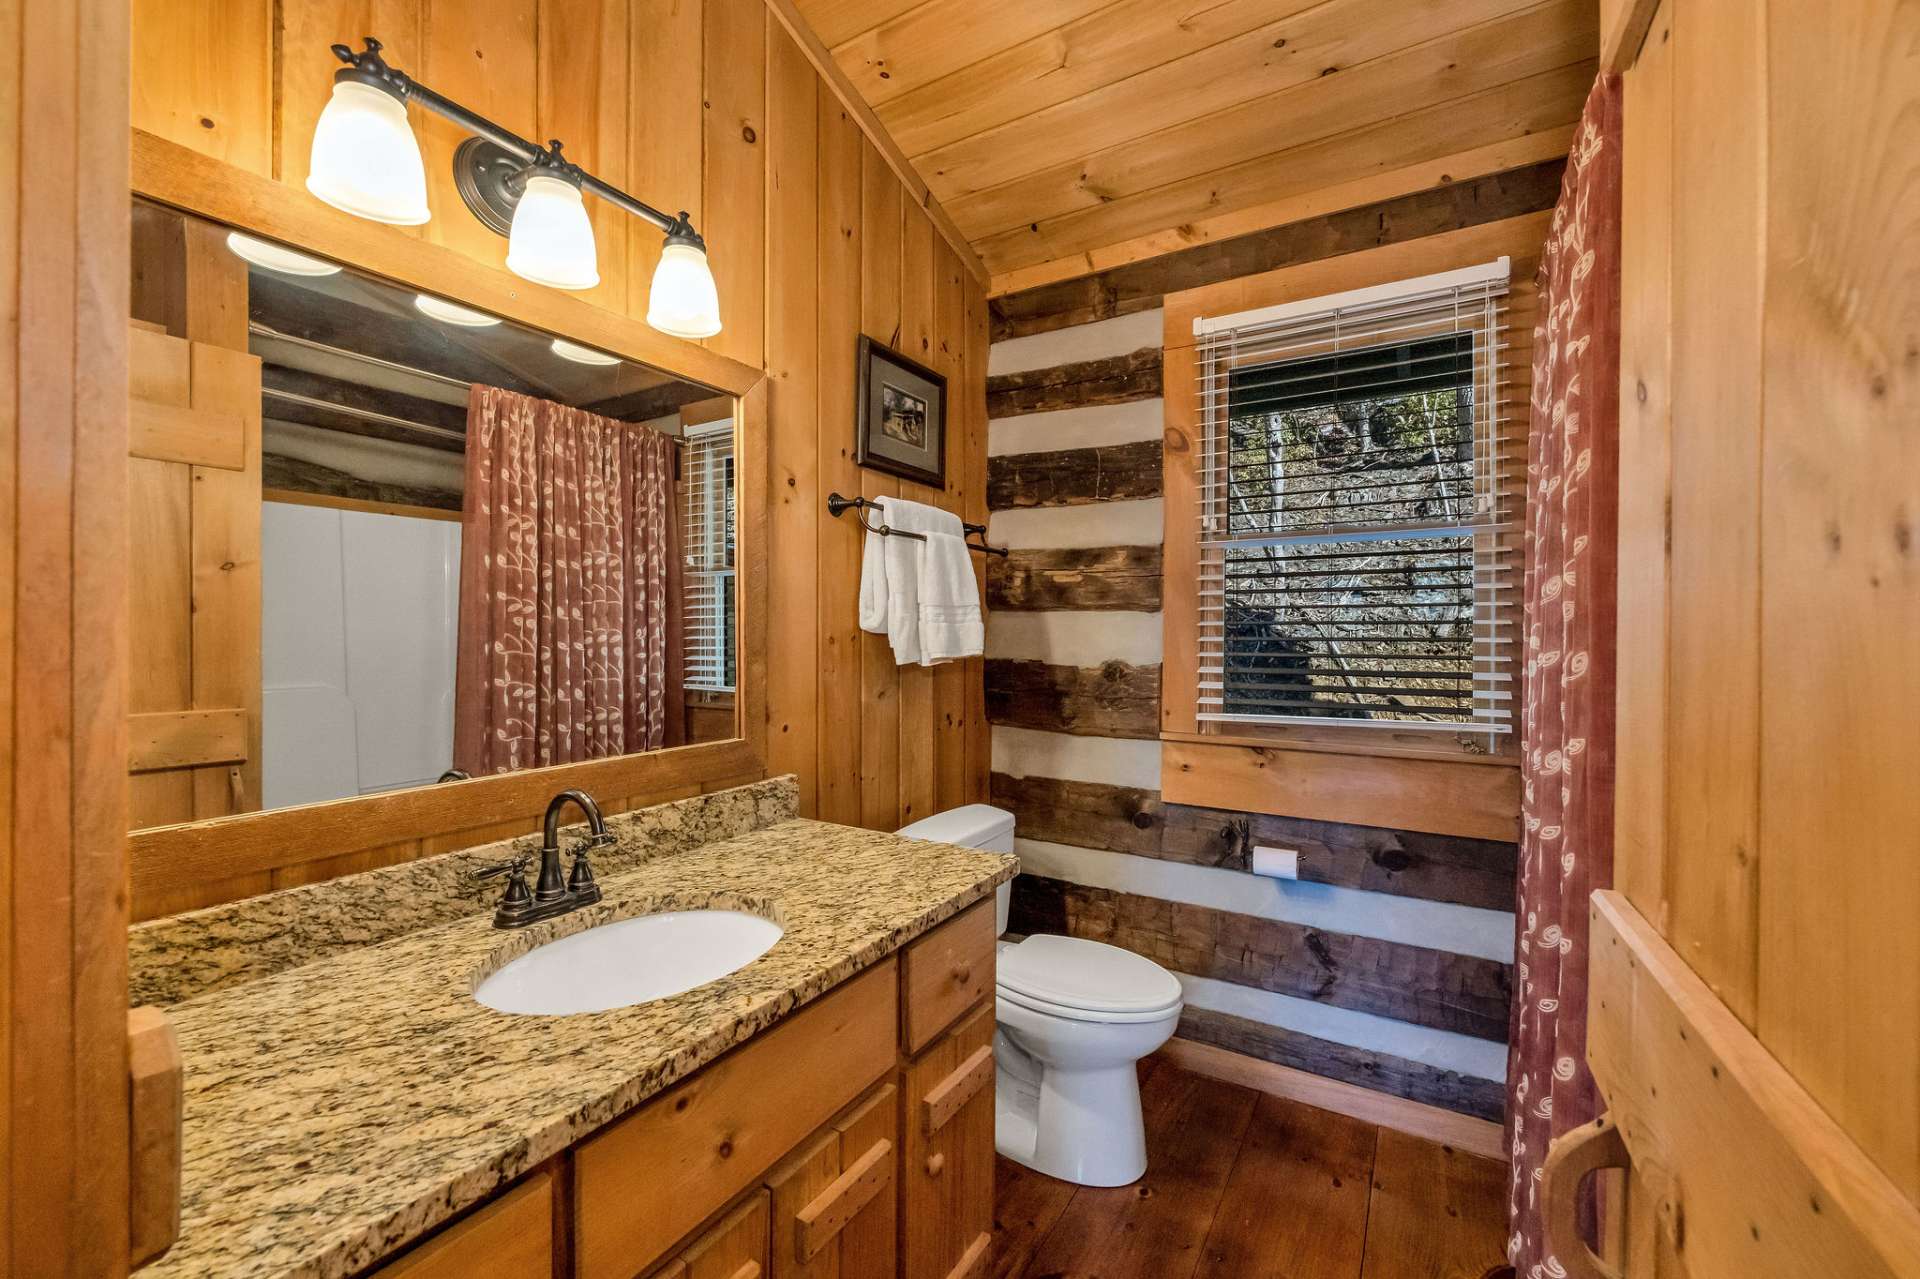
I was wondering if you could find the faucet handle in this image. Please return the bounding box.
[566,833,609,900]
[475,852,532,881]
[475,853,534,917]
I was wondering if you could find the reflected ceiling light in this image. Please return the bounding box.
[550,338,621,367]
[309,39,721,334]
[413,293,501,327]
[505,161,600,291]
[226,231,343,277]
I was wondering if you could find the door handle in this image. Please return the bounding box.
[1542,1114,1632,1279]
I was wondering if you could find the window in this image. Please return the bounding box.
[681,421,735,692]
[1191,259,1517,739]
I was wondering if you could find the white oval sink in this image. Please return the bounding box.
[475,910,782,1016]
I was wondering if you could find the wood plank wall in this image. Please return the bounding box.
[126,0,990,868]
[3,0,135,1271]
[982,166,1566,1122]
[1613,0,1920,1215]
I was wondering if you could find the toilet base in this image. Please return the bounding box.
[994,1046,1150,1187]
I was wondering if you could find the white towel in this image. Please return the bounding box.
[916,528,985,664]
[856,497,982,666]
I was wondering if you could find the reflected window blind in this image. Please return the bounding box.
[1191,258,1518,736]
[681,423,735,691]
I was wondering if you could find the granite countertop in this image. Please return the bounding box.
[143,816,1015,1279]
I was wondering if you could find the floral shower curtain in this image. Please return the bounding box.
[1506,74,1623,1277]
[453,384,685,775]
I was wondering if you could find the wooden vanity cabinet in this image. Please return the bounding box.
[360,900,999,1279]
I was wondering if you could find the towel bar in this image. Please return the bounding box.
[826,492,1007,557]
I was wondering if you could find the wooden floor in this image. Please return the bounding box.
[990,1059,1511,1279]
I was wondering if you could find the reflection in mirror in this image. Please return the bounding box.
[127,201,737,830]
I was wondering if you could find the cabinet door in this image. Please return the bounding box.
[682,1191,769,1279]
[902,1006,994,1279]
[767,1084,898,1279]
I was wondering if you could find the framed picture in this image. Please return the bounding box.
[855,335,947,489]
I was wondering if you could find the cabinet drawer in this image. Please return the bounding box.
[370,1173,552,1279]
[901,900,996,1054]
[902,1006,995,1279]
[574,960,898,1279]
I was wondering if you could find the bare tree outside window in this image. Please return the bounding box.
[1217,331,1487,723]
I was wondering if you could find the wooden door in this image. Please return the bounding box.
[902,1007,994,1279]
[126,321,262,829]
[1544,1,1920,1275]
[766,1084,897,1279]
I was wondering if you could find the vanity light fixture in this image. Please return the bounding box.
[307,38,722,336]
[549,337,622,367]
[226,231,343,277]
[413,293,502,327]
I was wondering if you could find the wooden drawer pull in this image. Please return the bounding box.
[951,962,973,986]
[943,1232,990,1279]
[793,1138,893,1263]
[921,1045,994,1136]
[725,1264,760,1279]
[1542,1115,1631,1279]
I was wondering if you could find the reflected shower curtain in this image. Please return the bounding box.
[1506,74,1622,1278]
[454,385,685,775]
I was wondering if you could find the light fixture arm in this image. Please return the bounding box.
[328,38,702,249]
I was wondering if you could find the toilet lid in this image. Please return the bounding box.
[995,934,1184,1015]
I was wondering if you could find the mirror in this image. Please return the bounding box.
[128,201,737,830]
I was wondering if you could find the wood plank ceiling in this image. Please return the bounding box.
[792,0,1599,292]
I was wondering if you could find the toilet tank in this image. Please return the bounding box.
[896,804,1015,853]
[896,804,1016,935]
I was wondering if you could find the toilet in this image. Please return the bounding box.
[897,804,1184,1187]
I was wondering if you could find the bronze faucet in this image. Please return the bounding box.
[476,789,612,928]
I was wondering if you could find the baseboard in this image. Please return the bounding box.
[1153,1036,1508,1162]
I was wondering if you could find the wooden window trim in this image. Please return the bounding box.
[1159,215,1550,838]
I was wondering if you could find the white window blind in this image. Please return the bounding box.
[681,422,735,692]
[1191,258,1518,737]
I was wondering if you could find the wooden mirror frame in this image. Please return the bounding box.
[126,130,769,920]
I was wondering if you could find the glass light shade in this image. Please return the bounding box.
[414,293,501,327]
[549,338,621,366]
[305,80,430,225]
[505,174,599,290]
[646,242,723,339]
[225,232,341,277]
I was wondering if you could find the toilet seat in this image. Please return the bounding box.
[997,984,1181,1025]
[995,934,1184,1023]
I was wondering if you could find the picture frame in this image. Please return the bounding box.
[854,334,947,490]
